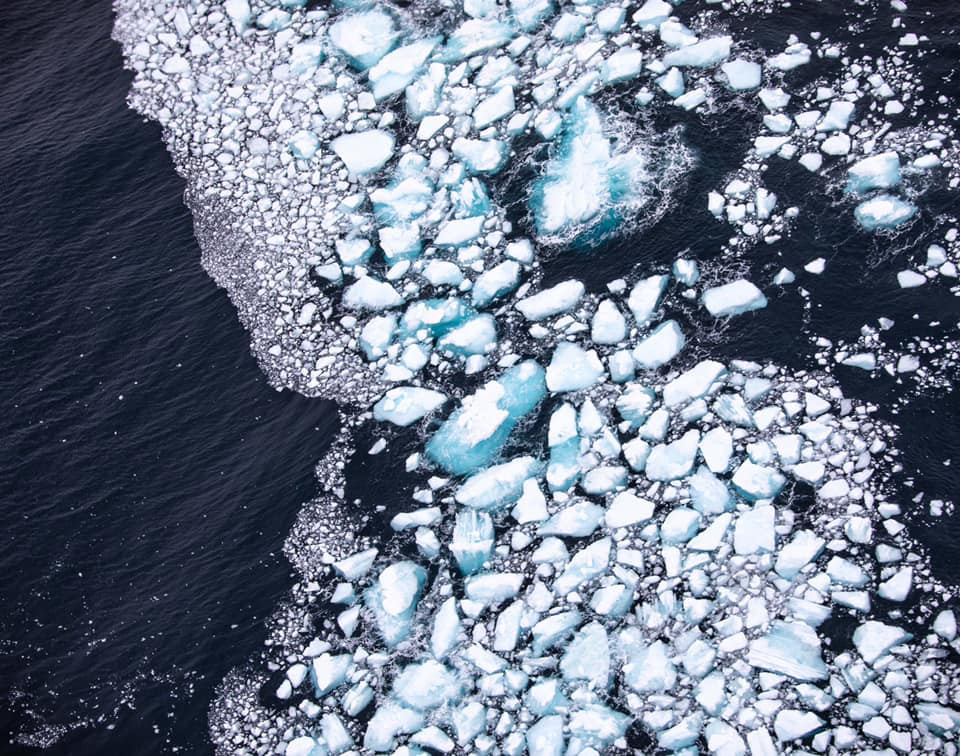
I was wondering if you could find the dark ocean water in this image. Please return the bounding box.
[0,1,337,752]
[1,0,959,754]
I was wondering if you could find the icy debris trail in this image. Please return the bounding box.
[110,0,960,753]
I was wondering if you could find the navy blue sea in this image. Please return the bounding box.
[0,1,338,752]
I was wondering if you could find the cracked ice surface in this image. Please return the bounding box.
[111,0,960,754]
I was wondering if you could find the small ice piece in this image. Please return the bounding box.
[702,279,767,317]
[224,0,251,33]
[434,216,485,247]
[615,383,656,427]
[333,547,379,580]
[431,598,462,660]
[721,58,762,90]
[846,151,901,194]
[465,572,524,604]
[774,710,824,742]
[437,315,497,356]
[660,507,702,544]
[773,267,796,285]
[427,361,546,475]
[917,704,960,736]
[853,621,912,665]
[663,37,732,68]
[600,47,644,84]
[328,10,398,70]
[656,68,685,98]
[332,130,395,175]
[934,610,958,641]
[374,387,447,426]
[451,510,495,575]
[531,610,582,654]
[582,465,628,495]
[410,727,454,753]
[820,133,851,156]
[896,270,926,289]
[344,276,403,311]
[633,0,672,29]
[854,195,917,231]
[567,705,629,751]
[627,274,669,326]
[632,320,685,369]
[591,300,627,344]
[455,456,540,510]
[510,0,554,31]
[672,258,700,285]
[546,342,605,393]
[749,621,828,680]
[516,280,585,321]
[645,430,700,481]
[687,511,731,551]
[451,137,509,174]
[732,459,785,501]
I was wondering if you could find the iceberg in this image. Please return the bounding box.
[454,456,540,510]
[646,429,700,481]
[451,510,495,574]
[748,621,828,680]
[531,98,652,246]
[516,280,584,320]
[854,194,917,230]
[365,561,426,646]
[663,37,732,68]
[426,362,546,475]
[368,38,439,101]
[846,151,901,194]
[632,319,685,369]
[721,58,762,90]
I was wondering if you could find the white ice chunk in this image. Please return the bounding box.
[702,280,767,317]
[332,130,395,174]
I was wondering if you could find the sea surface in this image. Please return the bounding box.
[2,0,959,754]
[0,1,338,752]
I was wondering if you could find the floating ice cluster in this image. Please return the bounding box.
[111,0,960,753]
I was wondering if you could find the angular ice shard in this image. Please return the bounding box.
[774,710,824,742]
[732,459,785,500]
[748,621,828,681]
[331,130,395,175]
[661,507,702,544]
[853,621,912,665]
[663,360,726,406]
[451,137,509,174]
[663,37,732,68]
[516,280,584,321]
[451,510,494,575]
[646,430,700,481]
[702,280,767,317]
[689,466,733,514]
[775,530,825,579]
[527,716,564,756]
[591,300,627,344]
[539,500,604,537]
[546,342,604,393]
[368,38,439,101]
[441,18,514,62]
[531,98,651,246]
[426,361,546,475]
[553,537,611,594]
[328,10,398,70]
[632,319,685,369]
[627,274,669,326]
[854,194,917,230]
[363,703,424,752]
[471,261,520,307]
[455,456,540,510]
[373,387,446,426]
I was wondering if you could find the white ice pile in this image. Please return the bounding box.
[111,0,960,754]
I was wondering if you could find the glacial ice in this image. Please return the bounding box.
[118,0,960,752]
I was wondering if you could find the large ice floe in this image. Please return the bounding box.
[111,0,960,753]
